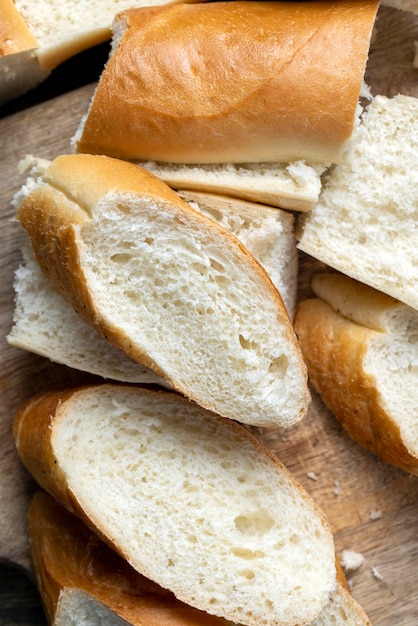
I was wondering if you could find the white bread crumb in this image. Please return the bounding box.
[340,550,365,572]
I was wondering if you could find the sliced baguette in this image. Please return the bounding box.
[29,491,369,626]
[13,154,309,428]
[294,272,418,475]
[297,94,418,311]
[73,0,379,165]
[15,384,336,626]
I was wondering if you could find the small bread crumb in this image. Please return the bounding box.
[333,479,340,496]
[307,471,318,481]
[370,509,382,521]
[371,566,383,581]
[340,550,365,572]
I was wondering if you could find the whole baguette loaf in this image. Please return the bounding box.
[14,384,336,626]
[29,491,370,626]
[297,94,418,311]
[13,154,309,428]
[0,0,201,104]
[294,272,418,475]
[73,0,379,165]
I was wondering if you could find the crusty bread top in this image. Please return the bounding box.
[15,384,335,626]
[29,491,230,626]
[74,0,379,164]
[14,154,309,428]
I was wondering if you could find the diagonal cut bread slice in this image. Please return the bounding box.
[13,154,309,428]
[28,490,370,626]
[14,384,336,626]
[294,271,418,475]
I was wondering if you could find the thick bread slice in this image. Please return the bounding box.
[14,384,336,626]
[13,154,309,428]
[73,0,379,165]
[297,94,418,311]
[0,0,202,104]
[294,272,418,475]
[141,160,327,213]
[28,491,230,626]
[29,491,369,626]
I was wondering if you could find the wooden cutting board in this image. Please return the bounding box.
[1,6,418,625]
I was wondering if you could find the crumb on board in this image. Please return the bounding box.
[333,479,340,495]
[370,509,382,521]
[307,471,318,481]
[340,549,365,572]
[371,566,383,581]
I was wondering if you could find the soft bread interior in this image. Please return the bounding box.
[297,95,418,310]
[48,385,335,626]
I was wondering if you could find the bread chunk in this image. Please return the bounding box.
[294,272,418,475]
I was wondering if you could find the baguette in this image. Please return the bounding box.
[296,94,418,311]
[29,491,370,626]
[73,0,379,166]
[294,272,418,475]
[15,384,336,626]
[0,0,201,104]
[13,153,309,428]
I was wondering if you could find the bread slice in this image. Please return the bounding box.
[28,491,230,626]
[0,0,201,104]
[140,160,327,213]
[7,245,167,386]
[13,154,309,428]
[73,0,378,165]
[297,94,418,311]
[8,190,297,380]
[29,490,369,626]
[15,383,336,626]
[294,272,418,475]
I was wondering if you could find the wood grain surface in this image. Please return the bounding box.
[1,5,418,625]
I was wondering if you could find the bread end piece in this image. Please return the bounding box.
[294,272,418,475]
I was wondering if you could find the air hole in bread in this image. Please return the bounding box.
[230,547,265,560]
[234,510,275,536]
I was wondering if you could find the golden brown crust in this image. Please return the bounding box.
[29,491,230,626]
[294,297,418,475]
[0,0,38,57]
[75,0,379,164]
